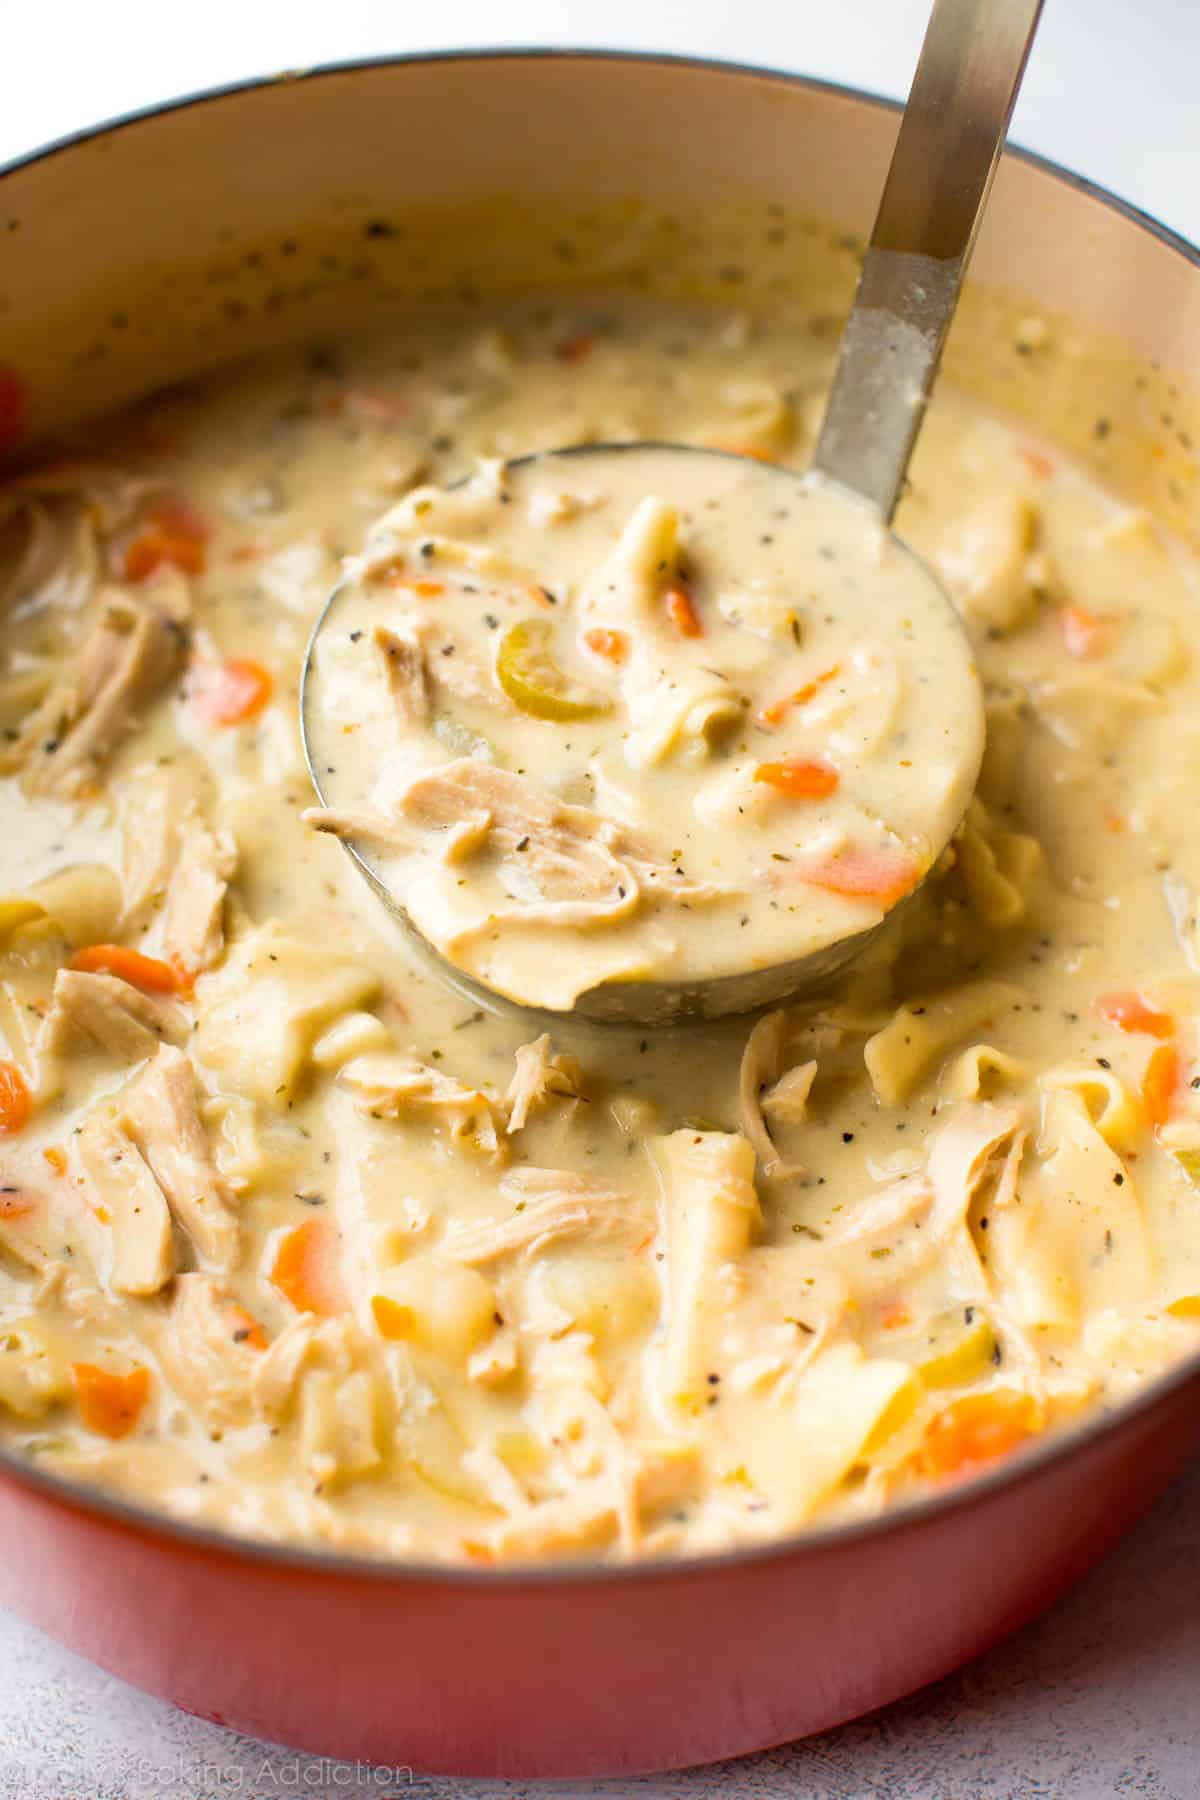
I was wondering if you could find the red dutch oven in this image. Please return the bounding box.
[1,51,1198,1779]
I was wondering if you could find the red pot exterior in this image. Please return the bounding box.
[0,1366,1196,1777]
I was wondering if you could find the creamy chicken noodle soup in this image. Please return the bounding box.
[304,451,983,1012]
[1,296,1200,1563]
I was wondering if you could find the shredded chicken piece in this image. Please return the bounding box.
[40,969,186,1063]
[119,767,235,974]
[119,1046,239,1267]
[247,1313,383,1487]
[1,578,188,795]
[762,1060,818,1126]
[445,1168,647,1265]
[825,1175,931,1249]
[738,1010,804,1179]
[9,462,160,535]
[304,760,723,940]
[249,1314,322,1416]
[504,1033,584,1132]
[161,813,236,974]
[154,1273,265,1426]
[374,624,429,724]
[75,1108,176,1296]
[0,489,99,617]
[338,1050,505,1156]
[482,1433,700,1558]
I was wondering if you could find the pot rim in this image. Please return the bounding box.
[2,45,1198,1591]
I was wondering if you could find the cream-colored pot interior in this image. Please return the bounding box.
[2,54,1197,537]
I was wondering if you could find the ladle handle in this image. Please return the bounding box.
[812,0,1044,521]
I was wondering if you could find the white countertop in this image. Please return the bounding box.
[3,4,1199,1794]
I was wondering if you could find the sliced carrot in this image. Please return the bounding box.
[664,584,703,638]
[123,529,205,582]
[801,847,920,906]
[755,757,839,800]
[0,365,29,461]
[69,944,182,995]
[1058,603,1108,660]
[0,1062,32,1136]
[1142,1043,1179,1131]
[189,657,273,727]
[1096,991,1174,1038]
[42,1146,67,1176]
[72,1363,151,1440]
[917,1390,1039,1482]
[385,575,444,597]
[121,495,210,583]
[758,664,840,727]
[228,1304,268,1351]
[582,628,629,664]
[371,1294,415,1340]
[555,333,595,365]
[268,1217,347,1316]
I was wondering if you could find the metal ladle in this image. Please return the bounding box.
[301,0,1043,1025]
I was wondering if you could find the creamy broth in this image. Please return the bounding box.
[1,298,1200,1563]
[305,452,982,1011]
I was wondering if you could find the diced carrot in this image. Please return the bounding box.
[123,530,205,582]
[0,365,29,461]
[917,1390,1040,1482]
[69,944,182,995]
[555,333,595,365]
[1096,991,1174,1038]
[121,496,210,583]
[1142,1043,1179,1131]
[582,628,629,663]
[755,757,839,800]
[268,1217,347,1316]
[758,665,840,727]
[0,1187,37,1219]
[664,585,703,637]
[0,1062,32,1136]
[386,575,444,597]
[72,1362,151,1440]
[1058,604,1108,660]
[228,1304,268,1351]
[880,1301,911,1331]
[1018,446,1055,480]
[801,847,920,906]
[189,657,273,726]
[371,1294,415,1340]
[42,1146,67,1176]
